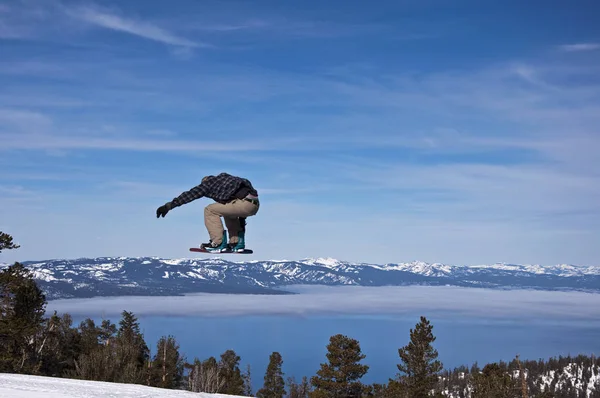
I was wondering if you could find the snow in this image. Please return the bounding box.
[467,262,600,277]
[186,271,206,279]
[378,261,454,277]
[0,373,245,398]
[301,257,346,268]
[537,363,600,397]
[161,259,189,266]
[30,269,57,282]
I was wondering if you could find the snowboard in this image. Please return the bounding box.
[189,247,253,254]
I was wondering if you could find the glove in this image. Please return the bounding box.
[156,202,172,218]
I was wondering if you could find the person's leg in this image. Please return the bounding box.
[204,205,225,245]
[204,199,258,245]
[224,217,243,245]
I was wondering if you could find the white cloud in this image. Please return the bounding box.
[65,4,207,48]
[0,108,53,131]
[193,20,270,32]
[559,43,600,52]
[0,134,282,152]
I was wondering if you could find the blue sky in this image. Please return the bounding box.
[1,0,599,266]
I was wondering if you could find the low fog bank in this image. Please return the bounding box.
[45,285,600,324]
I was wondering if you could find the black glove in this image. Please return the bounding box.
[156,202,172,218]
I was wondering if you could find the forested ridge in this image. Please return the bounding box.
[2,232,599,397]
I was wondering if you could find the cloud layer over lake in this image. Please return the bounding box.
[45,286,600,324]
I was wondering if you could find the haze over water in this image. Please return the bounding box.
[48,285,600,387]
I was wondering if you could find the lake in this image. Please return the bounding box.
[47,285,600,390]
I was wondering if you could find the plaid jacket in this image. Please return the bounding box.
[170,173,258,207]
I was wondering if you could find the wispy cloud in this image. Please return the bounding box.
[0,134,293,152]
[558,42,600,52]
[65,4,207,48]
[1,1,599,266]
[0,108,53,131]
[0,4,30,39]
[194,20,269,32]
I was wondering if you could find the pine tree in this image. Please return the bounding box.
[470,363,518,398]
[310,334,369,398]
[71,318,117,382]
[99,319,117,346]
[76,318,100,354]
[73,312,149,384]
[149,335,185,389]
[0,231,20,252]
[0,262,47,373]
[37,311,80,377]
[535,391,555,398]
[242,364,253,396]
[257,351,286,398]
[219,349,245,395]
[114,311,150,384]
[395,316,443,398]
[288,376,311,398]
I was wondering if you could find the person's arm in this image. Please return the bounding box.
[170,183,208,208]
[156,183,208,218]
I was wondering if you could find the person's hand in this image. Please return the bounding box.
[156,202,172,218]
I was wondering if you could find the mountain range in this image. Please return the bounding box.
[2,256,599,300]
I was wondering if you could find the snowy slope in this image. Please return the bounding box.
[442,361,600,397]
[537,362,600,397]
[1,256,599,299]
[0,374,245,398]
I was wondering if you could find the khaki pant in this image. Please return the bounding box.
[204,198,259,244]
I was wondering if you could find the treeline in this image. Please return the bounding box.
[2,232,600,397]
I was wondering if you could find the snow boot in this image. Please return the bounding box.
[229,231,246,252]
[200,231,229,252]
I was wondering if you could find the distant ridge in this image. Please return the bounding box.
[1,256,599,300]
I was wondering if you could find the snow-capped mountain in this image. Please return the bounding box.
[2,256,599,300]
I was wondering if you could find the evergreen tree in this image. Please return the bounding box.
[37,311,80,377]
[257,351,286,398]
[114,311,150,384]
[117,311,149,363]
[0,262,47,373]
[395,316,443,398]
[310,334,369,398]
[71,312,149,384]
[71,318,117,382]
[592,378,600,398]
[99,319,117,346]
[535,391,555,398]
[76,318,100,354]
[383,379,409,398]
[471,362,518,398]
[287,376,310,398]
[366,382,388,397]
[0,231,20,252]
[242,364,253,396]
[219,349,245,395]
[149,335,185,389]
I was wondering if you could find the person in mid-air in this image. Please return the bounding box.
[156,172,259,252]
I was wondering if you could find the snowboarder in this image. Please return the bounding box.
[156,172,259,252]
